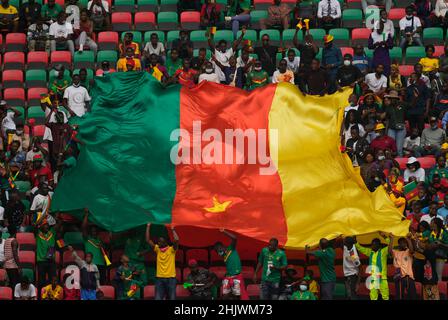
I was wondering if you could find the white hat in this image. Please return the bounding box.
[0,100,7,106]
[407,157,418,165]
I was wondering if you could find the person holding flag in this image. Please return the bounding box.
[114,254,143,300]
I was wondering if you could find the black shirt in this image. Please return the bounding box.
[171,38,194,60]
[4,200,25,230]
[302,68,328,95]
[19,2,42,26]
[254,45,278,76]
[336,65,362,87]
[296,44,317,69]
[191,57,206,71]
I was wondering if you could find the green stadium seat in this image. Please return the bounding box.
[120,31,143,45]
[73,69,94,83]
[167,30,180,48]
[214,30,234,43]
[97,50,118,65]
[114,0,136,12]
[405,46,425,64]
[9,0,19,7]
[157,11,178,30]
[63,232,84,249]
[389,47,402,64]
[329,28,350,47]
[316,47,322,61]
[78,0,89,8]
[346,0,362,9]
[309,28,326,46]
[282,29,303,48]
[190,30,208,48]
[137,0,158,11]
[144,31,165,44]
[22,199,30,211]
[25,69,47,88]
[237,29,257,43]
[27,107,46,124]
[159,0,178,12]
[73,51,95,69]
[254,0,273,10]
[364,48,373,59]
[342,9,363,28]
[250,10,268,29]
[259,29,281,47]
[423,27,444,45]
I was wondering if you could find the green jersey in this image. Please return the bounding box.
[36,228,56,262]
[41,3,63,19]
[246,70,269,90]
[313,247,336,283]
[165,58,182,77]
[224,244,241,276]
[259,247,287,283]
[291,290,316,300]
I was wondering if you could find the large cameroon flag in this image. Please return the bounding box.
[52,72,409,248]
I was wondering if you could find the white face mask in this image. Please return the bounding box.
[73,83,80,88]
[406,15,413,19]
[55,71,60,77]
[344,60,351,66]
[254,67,262,71]
[205,68,213,74]
[299,285,308,291]
[16,130,23,135]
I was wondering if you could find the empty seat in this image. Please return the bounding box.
[111,12,133,31]
[5,33,26,51]
[159,0,177,11]
[113,0,135,12]
[143,285,155,300]
[250,10,268,30]
[27,87,48,106]
[0,287,13,300]
[134,11,156,31]
[27,51,49,70]
[405,46,425,64]
[329,28,350,47]
[175,285,190,299]
[3,52,25,70]
[33,125,46,137]
[342,9,363,28]
[418,157,436,169]
[73,50,95,69]
[259,29,281,47]
[2,70,24,89]
[190,30,208,48]
[180,11,200,30]
[137,0,158,11]
[98,285,115,299]
[98,31,119,50]
[50,51,72,69]
[16,232,36,251]
[351,28,371,46]
[18,250,35,269]
[25,69,47,88]
[246,284,260,299]
[97,50,118,65]
[157,11,178,30]
[4,88,25,107]
[423,27,444,45]
[389,8,405,28]
[399,64,414,77]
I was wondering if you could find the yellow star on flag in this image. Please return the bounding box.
[204,195,232,213]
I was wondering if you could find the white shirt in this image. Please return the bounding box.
[403,167,425,183]
[30,192,55,226]
[144,42,165,56]
[49,21,73,39]
[87,0,109,13]
[198,73,220,83]
[399,16,422,35]
[0,239,5,262]
[317,0,341,19]
[435,0,448,17]
[370,30,390,44]
[373,19,395,38]
[66,4,80,29]
[407,74,431,88]
[14,283,37,299]
[283,57,300,73]
[364,73,387,94]
[0,206,4,221]
[43,108,69,142]
[63,85,91,117]
[344,123,366,144]
[420,213,444,225]
[271,70,295,84]
[404,136,421,150]
[236,56,254,71]
[214,48,234,82]
[343,245,360,276]
[1,111,16,138]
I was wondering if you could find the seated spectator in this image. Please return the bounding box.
[346,125,370,166]
[49,65,70,101]
[41,0,63,24]
[364,64,388,96]
[283,49,300,81]
[361,0,392,14]
[260,0,291,30]
[26,137,48,169]
[293,32,318,76]
[87,0,110,31]
[254,33,278,77]
[42,275,63,300]
[27,18,50,53]
[374,10,395,39]
[46,112,71,167]
[370,122,397,155]
[221,56,244,88]
[119,32,140,58]
[198,61,220,84]
[245,60,269,91]
[191,48,208,72]
[200,0,221,28]
[0,0,18,34]
[14,277,37,300]
[227,0,251,39]
[300,58,329,96]
[272,59,294,84]
[322,35,342,94]
[65,0,80,29]
[172,30,194,60]
[19,0,41,31]
[434,0,448,28]
[290,279,316,300]
[368,23,393,76]
[407,63,431,88]
[186,259,219,300]
[421,201,444,224]
[406,72,430,132]
[146,53,168,83]
[412,0,433,27]
[399,6,423,51]
[384,90,407,157]
[419,45,439,75]
[404,128,420,156]
[117,47,141,72]
[209,29,244,82]
[388,64,406,91]
[49,12,75,56]
[143,33,165,66]
[352,45,372,76]
[278,266,300,300]
[75,9,97,55]
[165,48,182,77]
[171,58,198,89]
[177,0,201,13]
[63,74,91,117]
[96,61,116,76]
[415,116,446,157]
[317,0,341,31]
[428,156,448,183]
[434,83,448,118]
[336,54,363,90]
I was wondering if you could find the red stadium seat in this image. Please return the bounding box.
[180,11,200,30]
[185,248,209,265]
[0,269,7,283]
[2,70,24,89]
[3,52,25,70]
[357,282,370,298]
[4,88,25,107]
[98,31,119,50]
[176,249,184,266]
[176,267,182,283]
[285,249,306,263]
[351,28,371,46]
[16,233,36,251]
[18,251,35,269]
[246,284,260,299]
[335,265,344,278]
[388,281,396,299]
[135,12,156,31]
[395,157,408,170]
[0,287,13,300]
[341,47,354,57]
[399,65,414,77]
[96,68,117,76]
[418,157,436,169]
[209,266,227,279]
[111,248,124,265]
[27,51,49,70]
[33,125,46,137]
[389,8,405,28]
[50,51,72,69]
[62,250,85,267]
[254,0,273,10]
[143,285,155,299]
[415,282,422,298]
[438,282,447,299]
[5,33,26,51]
[27,87,48,106]
[305,265,320,278]
[111,12,132,32]
[175,285,191,298]
[99,285,115,299]
[435,46,444,57]
[241,266,255,280]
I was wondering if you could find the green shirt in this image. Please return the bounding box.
[246,70,269,90]
[41,3,63,19]
[84,236,105,266]
[116,264,143,300]
[228,0,251,16]
[291,290,316,300]
[313,247,336,283]
[429,229,448,244]
[36,228,56,262]
[124,235,149,264]
[49,76,70,96]
[259,247,287,283]
[165,58,182,77]
[224,244,241,276]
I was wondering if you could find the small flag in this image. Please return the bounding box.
[296,18,303,30]
[56,239,66,248]
[127,283,138,297]
[101,247,112,266]
[404,181,419,202]
[208,26,216,35]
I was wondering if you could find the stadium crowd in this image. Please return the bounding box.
[0,0,447,301]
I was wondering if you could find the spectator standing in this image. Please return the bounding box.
[335,54,363,90]
[293,32,318,75]
[321,35,342,94]
[35,222,57,289]
[343,237,360,300]
[385,90,407,157]
[254,33,278,76]
[272,59,294,84]
[19,0,41,31]
[1,229,20,289]
[68,245,100,300]
[368,24,393,77]
[63,74,91,117]
[300,58,329,95]
[406,72,430,133]
[172,30,193,60]
[427,218,448,284]
[87,0,109,31]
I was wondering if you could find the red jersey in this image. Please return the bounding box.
[370,136,397,154]
[29,165,53,187]
[174,68,198,88]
